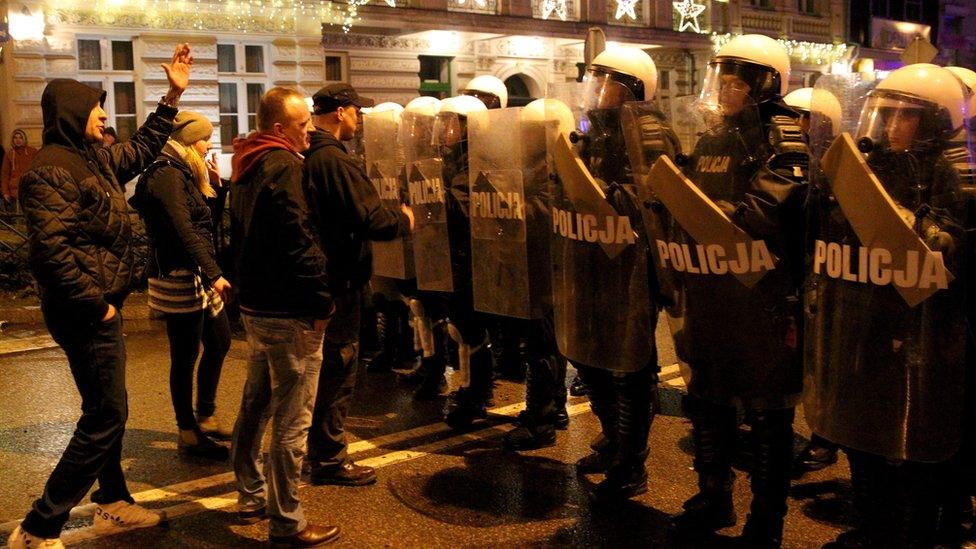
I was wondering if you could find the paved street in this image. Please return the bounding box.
[0,316,854,548]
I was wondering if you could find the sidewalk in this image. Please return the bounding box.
[0,292,159,356]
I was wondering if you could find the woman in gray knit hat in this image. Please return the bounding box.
[131,110,233,460]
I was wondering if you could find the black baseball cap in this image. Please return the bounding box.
[312,83,375,114]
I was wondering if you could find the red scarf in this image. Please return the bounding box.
[230,132,303,184]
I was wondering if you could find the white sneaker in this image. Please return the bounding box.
[7,525,65,549]
[93,501,166,533]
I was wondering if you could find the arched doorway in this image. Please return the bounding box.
[504,74,535,107]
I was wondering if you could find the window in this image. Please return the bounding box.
[217,44,236,72]
[78,38,134,71]
[659,70,670,92]
[78,40,101,70]
[797,0,817,14]
[218,42,270,151]
[751,0,772,7]
[418,56,452,98]
[325,55,343,81]
[77,37,137,141]
[873,0,924,22]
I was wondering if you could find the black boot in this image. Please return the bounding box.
[594,368,658,501]
[670,397,737,535]
[505,355,561,451]
[740,408,795,549]
[569,374,588,396]
[824,448,879,549]
[553,359,569,429]
[887,460,940,549]
[576,434,616,474]
[575,365,618,474]
[367,308,394,372]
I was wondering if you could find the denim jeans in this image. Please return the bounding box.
[308,290,361,471]
[232,315,325,537]
[21,305,132,539]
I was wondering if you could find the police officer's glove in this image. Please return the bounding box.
[925,227,956,255]
[895,204,916,228]
[715,199,736,218]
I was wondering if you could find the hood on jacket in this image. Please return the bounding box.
[41,79,106,149]
[307,128,347,157]
[231,132,303,184]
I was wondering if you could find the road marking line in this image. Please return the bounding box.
[57,401,594,545]
[0,398,581,536]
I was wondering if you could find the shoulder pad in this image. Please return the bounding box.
[766,115,808,181]
[636,113,681,160]
[945,146,976,192]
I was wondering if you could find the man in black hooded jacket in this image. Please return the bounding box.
[7,45,190,549]
[303,84,413,487]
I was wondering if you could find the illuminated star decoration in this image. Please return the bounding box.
[541,0,568,20]
[673,0,706,33]
[614,0,639,20]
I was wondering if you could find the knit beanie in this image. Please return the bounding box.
[170,111,213,146]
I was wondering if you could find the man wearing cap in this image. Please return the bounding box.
[304,83,414,487]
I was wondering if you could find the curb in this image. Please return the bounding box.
[0,293,159,329]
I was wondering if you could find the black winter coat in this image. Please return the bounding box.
[304,129,407,291]
[19,79,176,321]
[230,146,334,318]
[131,152,222,282]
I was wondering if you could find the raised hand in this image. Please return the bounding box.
[161,43,193,100]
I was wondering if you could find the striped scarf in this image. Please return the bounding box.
[148,269,224,316]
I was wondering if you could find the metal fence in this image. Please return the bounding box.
[0,206,232,293]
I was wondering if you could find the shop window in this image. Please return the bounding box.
[78,39,102,71]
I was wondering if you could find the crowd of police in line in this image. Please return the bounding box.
[5,33,976,548]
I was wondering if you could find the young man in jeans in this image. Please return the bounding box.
[229,86,339,547]
[8,45,191,549]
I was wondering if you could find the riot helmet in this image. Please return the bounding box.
[370,101,405,123]
[433,95,487,150]
[585,47,658,108]
[946,66,976,132]
[463,75,508,109]
[522,97,576,138]
[702,34,790,114]
[401,96,442,162]
[404,96,442,116]
[856,64,967,153]
[784,87,842,137]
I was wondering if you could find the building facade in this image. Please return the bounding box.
[1,0,850,161]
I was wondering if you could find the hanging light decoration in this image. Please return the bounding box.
[45,0,374,33]
[710,33,849,65]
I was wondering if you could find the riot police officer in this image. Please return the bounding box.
[804,64,973,549]
[429,95,500,428]
[664,35,807,548]
[550,46,676,500]
[397,96,453,399]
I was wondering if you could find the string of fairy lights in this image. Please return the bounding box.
[42,0,399,33]
[711,32,849,65]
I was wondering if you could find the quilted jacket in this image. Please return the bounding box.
[19,79,176,320]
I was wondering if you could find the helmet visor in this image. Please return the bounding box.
[856,90,951,153]
[461,89,501,110]
[432,111,465,150]
[701,59,780,107]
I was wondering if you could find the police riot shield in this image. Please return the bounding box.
[467,107,551,319]
[803,73,974,461]
[364,109,414,280]
[807,74,879,167]
[653,90,803,407]
[547,78,654,372]
[403,111,453,293]
[619,101,682,305]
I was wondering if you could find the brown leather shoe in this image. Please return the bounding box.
[269,524,340,547]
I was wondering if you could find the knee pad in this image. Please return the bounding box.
[447,323,473,387]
